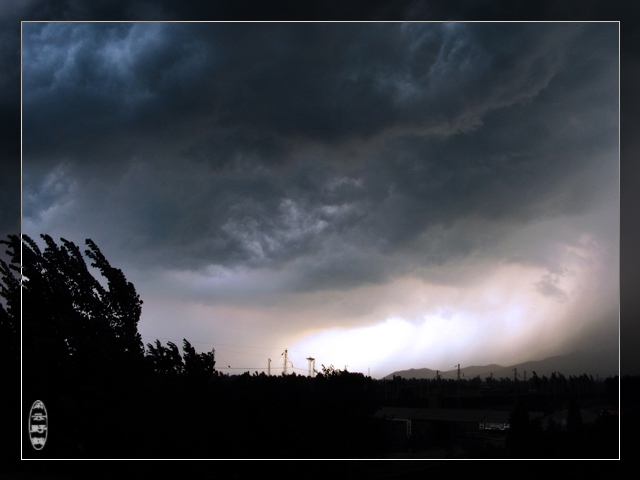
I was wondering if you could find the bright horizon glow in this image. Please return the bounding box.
[289,263,581,378]
[131,228,616,379]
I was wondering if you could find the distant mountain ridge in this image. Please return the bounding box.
[381,351,619,381]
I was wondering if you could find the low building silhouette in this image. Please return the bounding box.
[374,406,544,453]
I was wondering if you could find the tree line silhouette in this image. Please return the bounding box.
[5,234,387,458]
[3,234,624,459]
[379,371,618,410]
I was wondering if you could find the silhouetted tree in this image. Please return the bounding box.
[0,236,20,367]
[6,234,152,458]
[144,339,216,380]
[317,364,340,378]
[16,234,145,388]
[182,338,215,378]
[145,339,184,375]
[485,375,493,388]
[530,371,540,392]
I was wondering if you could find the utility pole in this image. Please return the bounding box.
[282,349,288,375]
[456,364,461,408]
[268,358,271,376]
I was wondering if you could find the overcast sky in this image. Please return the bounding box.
[19,21,620,378]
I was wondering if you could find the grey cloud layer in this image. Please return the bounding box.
[22,22,618,291]
[22,23,596,158]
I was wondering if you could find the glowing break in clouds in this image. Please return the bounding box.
[291,233,616,378]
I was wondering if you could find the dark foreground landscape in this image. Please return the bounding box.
[20,363,623,460]
[2,234,626,460]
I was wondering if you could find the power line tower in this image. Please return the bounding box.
[306,357,316,377]
[281,349,293,375]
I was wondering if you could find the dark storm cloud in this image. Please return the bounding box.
[21,22,618,294]
[23,22,586,162]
